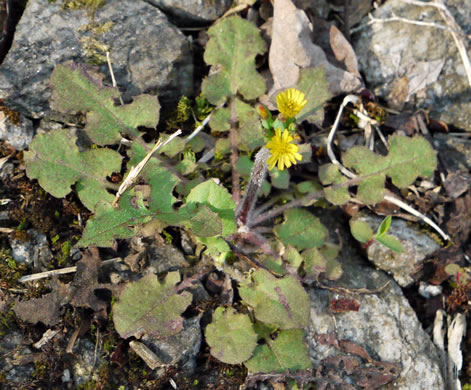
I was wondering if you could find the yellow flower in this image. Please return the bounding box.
[276,88,307,119]
[266,129,303,170]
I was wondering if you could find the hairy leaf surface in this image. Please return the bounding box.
[202,15,266,104]
[51,62,160,145]
[276,208,327,250]
[24,128,121,211]
[244,329,312,373]
[206,307,258,364]
[113,272,192,339]
[239,269,310,329]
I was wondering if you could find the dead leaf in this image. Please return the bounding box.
[329,25,360,78]
[266,0,362,111]
[13,279,70,326]
[331,298,360,313]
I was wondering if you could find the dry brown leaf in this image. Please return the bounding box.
[266,0,362,110]
[329,25,360,78]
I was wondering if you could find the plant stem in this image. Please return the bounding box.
[236,147,271,226]
[249,190,323,227]
[230,98,241,204]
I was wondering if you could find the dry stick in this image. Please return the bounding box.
[112,130,182,207]
[18,257,122,283]
[230,99,240,205]
[106,51,124,106]
[326,95,451,242]
[185,111,212,142]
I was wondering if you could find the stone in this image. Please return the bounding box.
[0,0,193,118]
[144,0,233,25]
[307,209,444,388]
[141,316,201,371]
[9,228,53,269]
[0,113,34,150]
[353,0,471,130]
[362,214,440,287]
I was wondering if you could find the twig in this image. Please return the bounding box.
[112,130,182,207]
[18,257,122,283]
[106,51,124,106]
[185,112,212,142]
[317,279,392,295]
[433,0,471,88]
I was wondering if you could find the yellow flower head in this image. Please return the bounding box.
[276,88,307,119]
[266,129,303,171]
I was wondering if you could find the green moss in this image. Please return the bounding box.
[63,0,106,10]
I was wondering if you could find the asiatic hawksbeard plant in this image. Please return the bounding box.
[20,14,439,379]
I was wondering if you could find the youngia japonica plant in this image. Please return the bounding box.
[23,15,437,376]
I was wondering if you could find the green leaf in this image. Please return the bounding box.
[210,107,231,132]
[244,329,312,373]
[376,234,404,253]
[296,67,332,124]
[296,180,322,194]
[377,216,392,237]
[113,272,192,339]
[77,191,150,247]
[202,15,266,105]
[386,135,437,188]
[184,204,223,237]
[349,219,374,244]
[24,128,121,211]
[301,247,343,280]
[239,269,310,329]
[205,307,258,364]
[236,99,265,152]
[51,62,160,145]
[342,135,437,205]
[276,209,327,250]
[158,135,186,158]
[269,167,290,189]
[284,245,304,269]
[186,180,236,236]
[318,164,350,205]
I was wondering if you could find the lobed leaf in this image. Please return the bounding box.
[51,62,160,145]
[24,128,121,211]
[239,269,310,329]
[244,329,312,373]
[205,307,258,364]
[113,272,192,339]
[202,15,267,105]
[342,135,437,205]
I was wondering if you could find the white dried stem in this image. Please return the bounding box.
[18,257,122,283]
[112,130,182,207]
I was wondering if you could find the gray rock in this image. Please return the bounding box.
[0,330,35,384]
[308,281,445,389]
[71,339,104,386]
[307,209,444,388]
[0,114,34,150]
[353,0,471,130]
[147,242,190,274]
[144,0,232,24]
[9,228,53,269]
[0,0,193,118]
[361,215,440,287]
[142,316,201,371]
